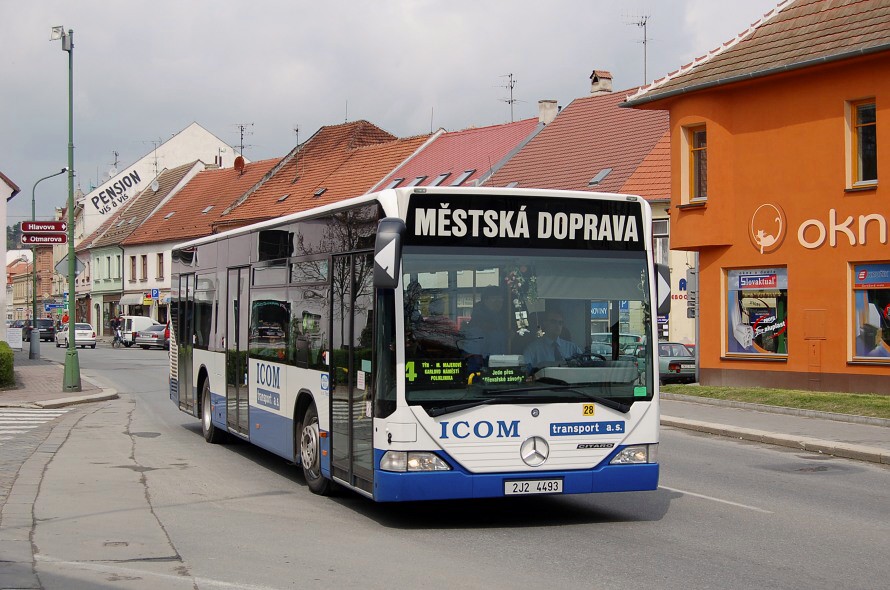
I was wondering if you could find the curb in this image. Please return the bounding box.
[661,416,890,465]
[33,390,118,409]
[0,371,118,409]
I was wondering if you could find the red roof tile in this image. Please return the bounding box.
[378,119,541,189]
[122,159,279,246]
[619,130,671,201]
[214,121,431,230]
[214,121,398,228]
[625,0,890,106]
[484,91,669,201]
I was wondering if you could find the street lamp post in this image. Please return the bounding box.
[52,26,81,392]
[29,167,67,360]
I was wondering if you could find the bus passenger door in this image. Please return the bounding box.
[330,252,374,494]
[226,267,250,436]
[177,273,196,414]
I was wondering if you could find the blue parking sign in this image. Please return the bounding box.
[151,288,159,299]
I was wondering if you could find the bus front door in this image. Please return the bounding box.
[226,267,250,436]
[330,253,374,495]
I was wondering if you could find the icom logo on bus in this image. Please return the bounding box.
[256,362,281,411]
[439,419,520,439]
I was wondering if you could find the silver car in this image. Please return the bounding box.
[55,323,97,349]
[134,323,170,350]
[657,342,696,385]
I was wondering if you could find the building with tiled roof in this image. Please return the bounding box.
[212,121,429,231]
[484,84,685,342]
[486,90,668,196]
[124,159,279,248]
[624,0,890,394]
[376,117,542,191]
[75,161,204,333]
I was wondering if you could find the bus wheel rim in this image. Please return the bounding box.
[301,420,319,475]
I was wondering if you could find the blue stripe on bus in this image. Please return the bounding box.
[372,447,658,502]
[248,405,293,460]
[202,391,331,473]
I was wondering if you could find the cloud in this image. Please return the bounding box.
[1,0,779,224]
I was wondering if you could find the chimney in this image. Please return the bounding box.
[590,70,613,95]
[538,100,558,125]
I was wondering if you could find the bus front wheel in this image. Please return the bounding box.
[201,380,225,444]
[299,404,331,495]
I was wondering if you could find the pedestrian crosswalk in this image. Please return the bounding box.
[0,408,68,444]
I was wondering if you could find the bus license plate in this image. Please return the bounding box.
[504,479,563,495]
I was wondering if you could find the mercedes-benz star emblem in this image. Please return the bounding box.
[520,436,550,467]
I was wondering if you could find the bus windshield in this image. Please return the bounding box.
[402,247,653,413]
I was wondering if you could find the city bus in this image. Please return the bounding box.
[169,187,670,501]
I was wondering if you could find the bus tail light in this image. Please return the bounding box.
[610,444,658,465]
[380,451,451,472]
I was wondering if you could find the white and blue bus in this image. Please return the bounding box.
[170,187,670,501]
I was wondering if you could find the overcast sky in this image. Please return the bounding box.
[2,0,781,225]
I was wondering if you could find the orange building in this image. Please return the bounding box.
[624,0,890,394]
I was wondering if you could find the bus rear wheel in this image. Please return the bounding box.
[299,404,331,495]
[201,380,225,444]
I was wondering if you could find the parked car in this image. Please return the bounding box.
[118,316,161,347]
[135,323,170,350]
[55,323,97,349]
[22,318,56,342]
[657,341,697,385]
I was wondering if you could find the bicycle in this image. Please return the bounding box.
[111,329,123,349]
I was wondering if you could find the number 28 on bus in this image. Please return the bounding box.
[169,187,670,502]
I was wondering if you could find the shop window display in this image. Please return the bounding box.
[853,263,890,359]
[727,268,788,355]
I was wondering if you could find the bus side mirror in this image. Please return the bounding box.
[373,218,406,290]
[655,263,671,317]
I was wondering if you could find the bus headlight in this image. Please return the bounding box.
[380,451,452,472]
[609,444,658,465]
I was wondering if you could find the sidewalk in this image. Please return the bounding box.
[1,348,887,464]
[0,348,117,408]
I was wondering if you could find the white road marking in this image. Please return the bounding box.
[660,485,773,513]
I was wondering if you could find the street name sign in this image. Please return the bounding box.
[22,233,68,245]
[21,221,68,233]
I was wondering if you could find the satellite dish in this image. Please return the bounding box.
[150,179,159,192]
[108,166,118,177]
[234,156,245,173]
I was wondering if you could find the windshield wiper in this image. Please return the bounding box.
[483,380,632,414]
[425,396,529,417]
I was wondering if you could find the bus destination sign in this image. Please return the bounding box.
[405,192,645,251]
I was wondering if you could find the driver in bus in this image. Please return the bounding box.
[462,286,509,371]
[523,310,583,371]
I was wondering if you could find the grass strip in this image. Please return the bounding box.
[660,385,890,420]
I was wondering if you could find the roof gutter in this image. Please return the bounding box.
[622,43,890,108]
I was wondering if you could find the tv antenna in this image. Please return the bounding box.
[140,138,163,177]
[625,13,651,85]
[499,73,521,122]
[234,123,254,157]
[293,123,300,145]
